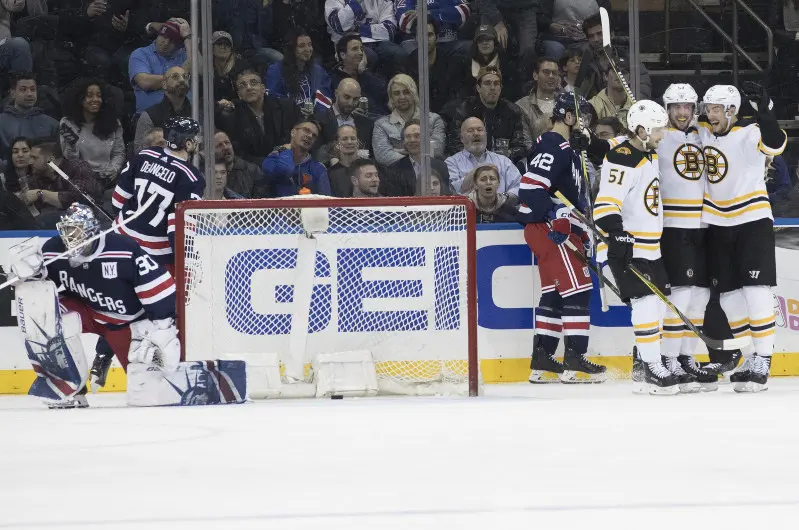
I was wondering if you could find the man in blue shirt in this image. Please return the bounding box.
[129,20,192,112]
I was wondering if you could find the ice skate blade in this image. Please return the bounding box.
[646,383,680,396]
[48,396,89,409]
[559,370,607,384]
[678,382,701,394]
[529,370,562,384]
[733,381,768,393]
[632,381,648,394]
[699,382,718,392]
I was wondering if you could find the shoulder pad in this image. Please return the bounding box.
[605,141,647,168]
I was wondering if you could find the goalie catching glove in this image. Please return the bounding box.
[129,318,180,371]
[6,238,45,281]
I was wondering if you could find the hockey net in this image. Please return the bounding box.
[175,196,479,397]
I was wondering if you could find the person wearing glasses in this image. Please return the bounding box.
[133,66,192,153]
[515,57,567,148]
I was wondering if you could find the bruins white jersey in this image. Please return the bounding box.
[697,117,786,226]
[657,126,705,229]
[594,141,663,261]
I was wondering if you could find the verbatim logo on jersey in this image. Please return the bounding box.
[223,246,461,335]
[140,160,176,184]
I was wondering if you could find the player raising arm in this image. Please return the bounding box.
[519,91,606,384]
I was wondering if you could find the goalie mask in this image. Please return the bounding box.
[56,203,100,252]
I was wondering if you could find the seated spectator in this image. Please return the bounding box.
[0,74,59,165]
[561,48,583,93]
[208,161,245,200]
[373,74,445,166]
[59,79,125,186]
[397,0,471,61]
[265,29,332,113]
[384,120,450,197]
[589,68,633,130]
[212,31,250,105]
[23,141,102,228]
[448,67,527,162]
[1,137,32,193]
[582,14,651,99]
[330,34,387,115]
[445,117,521,194]
[479,0,538,79]
[129,19,191,112]
[462,163,519,223]
[214,130,267,198]
[427,168,450,196]
[349,158,381,198]
[324,0,405,77]
[455,25,513,101]
[516,57,561,146]
[133,67,192,153]
[226,0,284,68]
[217,69,296,166]
[594,116,625,140]
[0,189,38,229]
[0,1,32,85]
[322,79,375,155]
[327,124,370,197]
[406,18,457,114]
[141,128,166,150]
[262,119,331,196]
[539,0,604,60]
[767,155,792,204]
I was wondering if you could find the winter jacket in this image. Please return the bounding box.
[406,49,458,114]
[58,118,125,182]
[372,110,446,166]
[216,97,298,166]
[0,0,27,39]
[396,0,470,43]
[325,0,397,43]
[468,190,519,224]
[515,91,554,147]
[448,96,528,162]
[330,65,388,115]
[265,61,333,107]
[589,88,632,130]
[133,96,193,154]
[262,148,331,197]
[30,157,102,209]
[227,156,268,198]
[0,104,59,162]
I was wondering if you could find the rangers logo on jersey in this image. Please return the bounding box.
[703,146,728,183]
[102,262,117,279]
[644,178,661,216]
[673,144,704,181]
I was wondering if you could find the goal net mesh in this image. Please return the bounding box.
[178,198,476,395]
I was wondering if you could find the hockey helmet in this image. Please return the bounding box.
[627,100,668,137]
[57,203,100,250]
[702,85,741,116]
[662,83,698,107]
[552,91,594,125]
[163,116,201,151]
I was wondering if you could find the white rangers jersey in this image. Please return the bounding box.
[657,126,705,229]
[697,116,786,227]
[594,141,663,261]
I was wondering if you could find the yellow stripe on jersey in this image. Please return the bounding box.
[593,205,621,218]
[595,196,623,207]
[758,132,787,157]
[703,202,771,219]
[662,199,703,205]
[629,231,663,237]
[704,190,767,206]
[665,212,701,218]
[750,316,776,326]
[633,243,659,250]
[634,321,660,329]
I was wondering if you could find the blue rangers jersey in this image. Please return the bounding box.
[111,146,205,264]
[518,131,587,224]
[41,233,176,329]
[395,0,470,42]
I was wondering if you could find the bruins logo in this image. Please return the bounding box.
[703,146,728,183]
[644,178,660,216]
[673,143,704,181]
[616,147,631,155]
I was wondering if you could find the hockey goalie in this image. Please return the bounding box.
[5,203,246,408]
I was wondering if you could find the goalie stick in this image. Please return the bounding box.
[0,193,159,291]
[48,161,114,222]
[555,190,751,352]
[599,7,637,104]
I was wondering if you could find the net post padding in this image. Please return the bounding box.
[175,196,479,397]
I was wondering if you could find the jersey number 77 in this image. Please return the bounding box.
[134,178,175,227]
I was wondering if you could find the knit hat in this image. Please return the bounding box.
[212,31,233,46]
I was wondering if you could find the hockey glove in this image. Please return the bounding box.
[741,81,773,113]
[546,205,572,246]
[7,238,44,280]
[569,127,591,153]
[581,231,592,258]
[607,231,635,266]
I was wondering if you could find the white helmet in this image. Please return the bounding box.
[662,83,698,107]
[627,100,669,136]
[703,85,741,116]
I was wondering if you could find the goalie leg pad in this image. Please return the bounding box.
[127,360,247,407]
[15,281,88,401]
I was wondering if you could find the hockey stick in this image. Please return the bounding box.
[564,239,626,304]
[0,193,159,291]
[599,7,637,104]
[48,161,114,222]
[554,190,751,351]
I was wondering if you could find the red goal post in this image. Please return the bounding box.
[174,196,480,396]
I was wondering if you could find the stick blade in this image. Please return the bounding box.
[599,7,612,48]
[719,337,752,351]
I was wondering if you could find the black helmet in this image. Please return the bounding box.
[163,116,200,150]
[553,91,593,125]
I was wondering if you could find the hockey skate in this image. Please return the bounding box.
[663,356,700,393]
[678,355,718,392]
[89,350,115,392]
[733,355,770,393]
[702,350,742,382]
[633,360,680,395]
[560,348,607,383]
[529,346,564,383]
[48,387,89,409]
[631,346,644,385]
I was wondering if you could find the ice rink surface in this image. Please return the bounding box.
[2,380,799,530]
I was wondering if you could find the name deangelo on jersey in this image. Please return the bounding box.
[139,159,177,184]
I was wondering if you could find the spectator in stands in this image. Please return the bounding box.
[265,29,333,113]
[129,19,192,112]
[0,74,59,165]
[327,79,375,153]
[561,48,582,92]
[81,0,139,84]
[455,24,513,101]
[589,67,632,130]
[24,141,102,228]
[0,0,33,81]
[516,57,561,145]
[373,74,445,166]
[539,0,606,60]
[479,0,538,78]
[445,117,521,194]
[214,130,267,199]
[226,0,284,68]
[58,79,125,186]
[349,158,381,197]
[462,163,519,223]
[327,124,369,197]
[0,137,39,222]
[218,69,297,166]
[767,155,793,204]
[133,66,192,153]
[141,128,166,150]
[397,0,471,61]
[263,119,331,196]
[406,18,457,114]
[212,31,250,105]
[1,137,32,193]
[384,120,450,197]
[426,169,450,196]
[582,14,651,99]
[330,34,387,114]
[593,115,624,140]
[449,67,527,162]
[325,0,404,77]
[208,161,245,200]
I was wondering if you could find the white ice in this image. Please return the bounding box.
[2,380,799,530]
